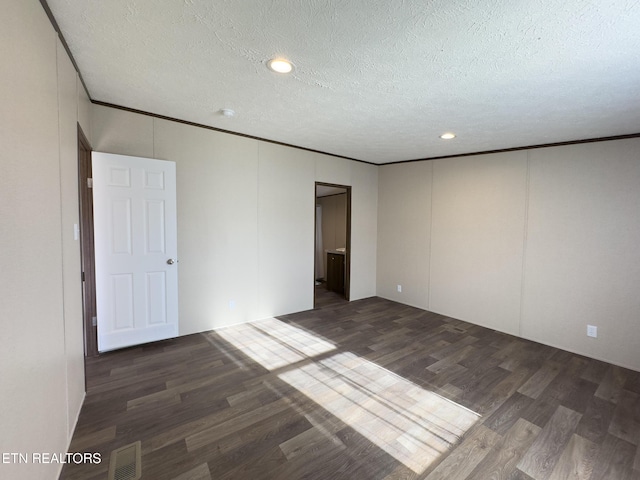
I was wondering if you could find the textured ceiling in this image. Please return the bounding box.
[47,0,640,164]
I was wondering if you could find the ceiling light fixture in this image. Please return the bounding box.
[267,58,294,74]
[220,108,235,117]
[440,132,456,139]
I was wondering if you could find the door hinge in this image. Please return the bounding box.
[81,271,85,282]
[92,316,97,327]
[87,178,93,188]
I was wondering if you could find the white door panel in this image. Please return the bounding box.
[92,152,178,352]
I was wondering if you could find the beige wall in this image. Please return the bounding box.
[377,141,640,371]
[257,142,316,316]
[91,105,379,334]
[349,161,379,299]
[522,140,640,370]
[377,162,432,309]
[56,40,87,438]
[155,119,260,332]
[1,2,87,479]
[430,152,528,335]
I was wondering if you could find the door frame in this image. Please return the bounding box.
[314,182,352,306]
[77,124,98,357]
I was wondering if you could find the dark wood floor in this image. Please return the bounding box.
[62,296,640,480]
[314,282,348,308]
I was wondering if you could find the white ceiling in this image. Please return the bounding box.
[47,0,640,164]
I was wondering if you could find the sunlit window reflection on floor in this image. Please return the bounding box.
[219,318,480,474]
[217,317,336,370]
[279,352,479,473]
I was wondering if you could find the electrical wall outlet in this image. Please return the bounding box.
[587,325,597,338]
[397,285,402,293]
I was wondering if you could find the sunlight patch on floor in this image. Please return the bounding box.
[217,318,336,370]
[279,352,479,474]
[218,318,479,474]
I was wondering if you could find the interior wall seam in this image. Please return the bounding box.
[54,35,75,448]
[256,141,261,318]
[427,161,434,310]
[518,150,532,338]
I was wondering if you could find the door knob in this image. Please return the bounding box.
[167,259,175,265]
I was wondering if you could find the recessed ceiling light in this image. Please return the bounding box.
[440,132,456,139]
[220,108,235,117]
[267,58,294,74]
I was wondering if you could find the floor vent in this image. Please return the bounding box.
[108,441,141,480]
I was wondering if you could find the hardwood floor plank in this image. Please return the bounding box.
[590,434,636,480]
[185,397,293,451]
[624,370,640,395]
[170,462,212,480]
[580,358,610,384]
[126,388,181,411]
[383,464,419,480]
[465,418,541,480]
[438,382,463,398]
[429,335,479,361]
[517,362,562,400]
[595,365,628,404]
[484,392,535,435]
[481,366,534,417]
[202,416,310,479]
[217,445,288,480]
[279,425,345,460]
[522,397,561,429]
[427,345,476,374]
[507,469,535,480]
[141,441,204,480]
[333,426,403,479]
[458,363,512,413]
[212,407,308,456]
[547,434,598,480]
[149,408,235,452]
[423,425,501,480]
[497,342,545,373]
[575,395,616,444]
[340,451,401,480]
[560,377,599,414]
[516,405,582,479]
[67,425,116,451]
[425,362,468,389]
[608,389,640,445]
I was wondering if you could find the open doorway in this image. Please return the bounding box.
[314,182,351,308]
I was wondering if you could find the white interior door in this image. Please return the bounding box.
[92,152,178,352]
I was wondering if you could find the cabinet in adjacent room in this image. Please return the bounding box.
[326,252,345,294]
